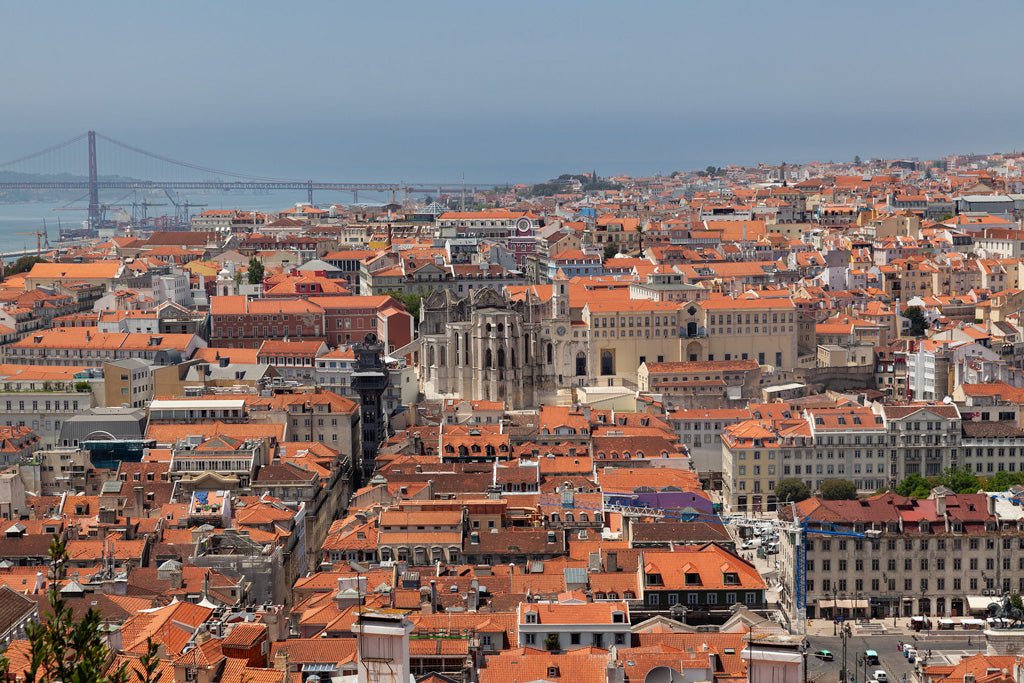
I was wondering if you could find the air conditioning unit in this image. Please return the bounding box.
[983,589,991,596]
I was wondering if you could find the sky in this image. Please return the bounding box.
[2,1,1024,183]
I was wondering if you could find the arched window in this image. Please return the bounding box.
[471,444,482,453]
[497,347,506,368]
[497,323,504,334]
[576,352,586,376]
[427,346,436,367]
[511,348,516,368]
[524,333,530,362]
[486,323,492,333]
[485,348,493,368]
[600,350,614,376]
[438,346,446,367]
[547,343,553,364]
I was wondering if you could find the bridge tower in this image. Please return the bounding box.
[87,131,100,231]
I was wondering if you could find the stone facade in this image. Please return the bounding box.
[419,280,584,409]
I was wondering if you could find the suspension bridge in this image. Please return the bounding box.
[0,131,496,231]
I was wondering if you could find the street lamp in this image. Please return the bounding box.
[833,585,839,635]
[839,622,852,683]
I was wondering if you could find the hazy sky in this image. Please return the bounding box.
[2,1,1024,182]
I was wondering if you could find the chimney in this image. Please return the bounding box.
[274,650,289,672]
[133,486,145,515]
[429,580,438,612]
[989,495,997,516]
[935,492,946,517]
[168,566,183,590]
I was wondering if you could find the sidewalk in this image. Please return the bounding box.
[805,618,981,639]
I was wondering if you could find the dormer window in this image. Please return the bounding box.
[645,572,664,586]
[547,667,560,678]
[612,611,625,623]
[525,611,538,624]
[684,572,702,586]
[723,572,740,586]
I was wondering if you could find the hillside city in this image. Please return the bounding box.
[3,153,1024,682]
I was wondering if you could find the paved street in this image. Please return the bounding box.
[805,633,985,683]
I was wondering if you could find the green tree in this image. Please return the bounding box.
[384,291,422,321]
[776,478,811,503]
[853,155,862,165]
[987,471,1024,490]
[603,242,619,261]
[940,466,982,494]
[544,633,561,651]
[903,306,929,337]
[133,637,163,683]
[895,473,935,499]
[246,257,265,285]
[820,479,858,500]
[24,536,128,683]
[5,255,46,277]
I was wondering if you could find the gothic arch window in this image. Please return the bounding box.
[464,333,470,365]
[438,346,446,367]
[497,347,506,368]
[498,323,504,334]
[601,350,614,376]
[524,333,530,362]
[576,352,586,376]
[427,346,436,367]
[547,343,553,364]
[486,323,492,334]
[485,348,493,368]
[511,348,516,368]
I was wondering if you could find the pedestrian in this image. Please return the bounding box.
[898,640,902,651]
[968,636,972,647]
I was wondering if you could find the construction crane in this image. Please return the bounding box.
[13,230,47,258]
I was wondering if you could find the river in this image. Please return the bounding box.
[0,188,390,254]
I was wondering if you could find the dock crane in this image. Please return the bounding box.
[163,189,207,225]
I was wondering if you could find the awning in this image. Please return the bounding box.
[939,619,955,625]
[966,595,999,612]
[961,618,986,626]
[816,599,869,609]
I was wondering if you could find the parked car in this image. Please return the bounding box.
[865,651,879,665]
[814,650,834,661]
[874,671,888,683]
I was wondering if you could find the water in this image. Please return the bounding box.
[0,188,389,254]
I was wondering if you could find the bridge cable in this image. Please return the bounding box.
[0,133,88,169]
[94,132,302,183]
